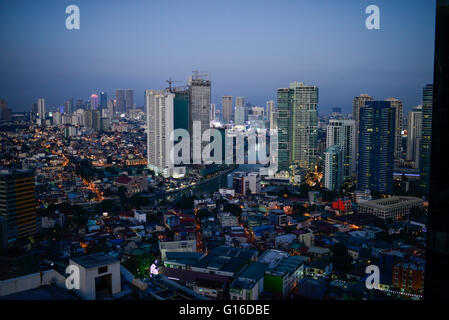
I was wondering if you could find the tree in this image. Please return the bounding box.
[223,203,242,217]
[96,199,116,214]
[129,195,150,208]
[122,254,156,278]
[175,196,194,210]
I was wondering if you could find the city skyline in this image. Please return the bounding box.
[0,0,436,113]
[1,0,447,304]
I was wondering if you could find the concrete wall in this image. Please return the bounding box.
[0,269,66,297]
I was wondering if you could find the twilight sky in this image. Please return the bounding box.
[0,0,436,114]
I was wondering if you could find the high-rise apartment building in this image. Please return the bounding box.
[31,103,38,119]
[266,100,275,118]
[326,119,356,179]
[385,97,403,163]
[0,99,12,121]
[146,90,175,177]
[357,101,395,194]
[65,99,73,114]
[37,98,45,120]
[406,105,423,168]
[290,81,319,171]
[188,72,211,152]
[100,91,107,108]
[235,97,245,109]
[353,94,374,171]
[324,145,343,191]
[0,169,37,243]
[420,84,433,194]
[76,99,83,110]
[269,111,278,131]
[107,99,114,117]
[90,94,99,110]
[92,110,101,131]
[84,110,93,129]
[210,104,216,122]
[235,107,246,125]
[125,89,134,112]
[276,88,293,171]
[115,89,125,114]
[222,96,233,124]
[234,97,245,125]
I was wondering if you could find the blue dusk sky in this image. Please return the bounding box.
[0,0,436,114]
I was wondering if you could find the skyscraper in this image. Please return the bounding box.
[100,91,107,108]
[171,87,189,132]
[107,99,114,117]
[234,97,245,125]
[326,119,356,180]
[125,89,134,112]
[146,90,175,176]
[406,105,423,168]
[244,103,251,123]
[90,94,99,110]
[385,97,403,163]
[37,98,45,121]
[424,0,449,300]
[64,99,73,114]
[353,94,374,171]
[31,102,38,119]
[235,97,245,109]
[76,99,83,110]
[234,108,245,125]
[0,99,12,121]
[222,96,233,124]
[269,110,278,130]
[210,104,216,122]
[266,100,275,118]
[357,101,395,195]
[290,81,319,171]
[92,109,101,131]
[188,72,211,152]
[420,84,433,194]
[115,89,125,114]
[84,109,93,129]
[276,88,293,171]
[0,169,37,243]
[324,145,343,191]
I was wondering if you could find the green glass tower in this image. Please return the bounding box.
[172,87,190,132]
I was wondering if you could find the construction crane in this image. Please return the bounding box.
[192,70,208,80]
[166,78,181,91]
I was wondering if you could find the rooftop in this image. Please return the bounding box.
[0,285,78,300]
[71,252,119,269]
[358,196,422,210]
[266,256,305,276]
[258,249,289,267]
